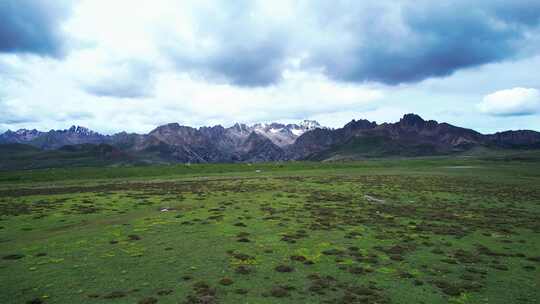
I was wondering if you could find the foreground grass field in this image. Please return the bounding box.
[1,157,539,303]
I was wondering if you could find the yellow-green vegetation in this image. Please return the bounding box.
[1,157,539,303]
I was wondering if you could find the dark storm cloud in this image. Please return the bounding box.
[166,1,540,86]
[489,0,540,26]
[0,0,71,56]
[310,0,540,85]
[186,40,287,87]
[3,0,538,88]
[167,1,289,87]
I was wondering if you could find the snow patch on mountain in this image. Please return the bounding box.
[251,120,323,147]
[290,129,303,136]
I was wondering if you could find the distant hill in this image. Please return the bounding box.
[1,114,540,168]
[0,143,138,170]
[289,114,540,160]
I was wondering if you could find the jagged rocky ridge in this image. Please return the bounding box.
[1,114,539,163]
[0,120,322,162]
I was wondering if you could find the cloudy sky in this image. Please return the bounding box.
[1,0,540,134]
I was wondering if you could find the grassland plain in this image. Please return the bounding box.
[1,156,539,304]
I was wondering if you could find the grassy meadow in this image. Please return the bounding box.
[1,156,539,303]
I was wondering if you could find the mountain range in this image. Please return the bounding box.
[1,114,540,168]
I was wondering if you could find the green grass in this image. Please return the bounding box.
[1,157,539,303]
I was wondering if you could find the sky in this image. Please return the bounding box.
[0,0,539,134]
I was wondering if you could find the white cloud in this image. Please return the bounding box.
[0,54,383,133]
[479,87,540,116]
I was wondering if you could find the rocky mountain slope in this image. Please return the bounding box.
[1,114,540,163]
[0,120,324,163]
[0,126,107,150]
[289,114,540,160]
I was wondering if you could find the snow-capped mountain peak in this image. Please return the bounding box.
[67,125,96,135]
[299,120,321,130]
[0,120,324,150]
[250,120,323,147]
[269,127,282,134]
